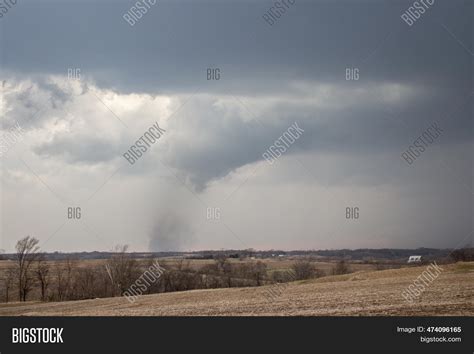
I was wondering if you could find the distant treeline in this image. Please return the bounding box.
[1,237,353,303]
[1,237,471,304]
[0,247,465,261]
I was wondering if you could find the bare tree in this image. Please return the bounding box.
[15,236,40,301]
[292,260,316,280]
[450,248,474,262]
[54,257,75,301]
[74,267,98,299]
[332,260,350,275]
[105,245,139,295]
[272,270,295,283]
[3,267,16,303]
[215,256,233,287]
[249,261,267,286]
[143,258,164,294]
[35,256,50,301]
[99,265,113,298]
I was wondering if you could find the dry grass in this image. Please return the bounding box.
[0,262,471,316]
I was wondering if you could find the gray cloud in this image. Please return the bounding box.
[149,211,195,252]
[1,0,471,94]
[0,0,472,252]
[33,133,121,164]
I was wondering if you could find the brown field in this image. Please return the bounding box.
[0,257,380,272]
[0,257,383,302]
[0,262,472,316]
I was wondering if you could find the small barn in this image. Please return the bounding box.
[407,255,422,263]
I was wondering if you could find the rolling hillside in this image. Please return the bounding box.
[0,262,472,316]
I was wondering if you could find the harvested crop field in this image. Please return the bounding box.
[0,262,472,316]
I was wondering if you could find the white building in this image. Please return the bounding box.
[407,255,422,263]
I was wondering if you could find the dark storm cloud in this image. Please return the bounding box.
[0,0,471,94]
[3,78,471,191]
[169,89,471,190]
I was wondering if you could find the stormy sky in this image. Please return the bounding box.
[0,0,472,252]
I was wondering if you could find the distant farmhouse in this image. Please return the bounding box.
[407,255,422,263]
